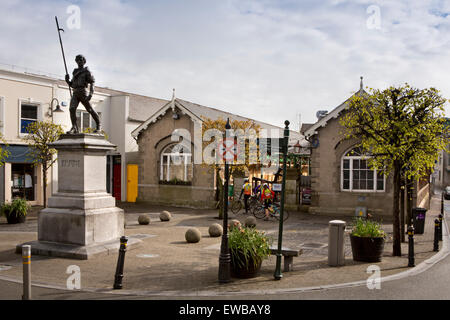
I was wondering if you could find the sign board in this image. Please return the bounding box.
[272,183,282,192]
[355,206,367,218]
[218,138,239,163]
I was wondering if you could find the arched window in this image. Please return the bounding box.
[160,144,193,182]
[341,147,385,192]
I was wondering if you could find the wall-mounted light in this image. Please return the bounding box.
[173,113,179,120]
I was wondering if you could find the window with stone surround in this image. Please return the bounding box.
[341,147,385,192]
[160,144,193,183]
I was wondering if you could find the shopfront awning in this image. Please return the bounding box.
[0,145,34,163]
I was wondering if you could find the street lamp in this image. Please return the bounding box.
[218,118,232,283]
[49,98,64,122]
[274,120,290,280]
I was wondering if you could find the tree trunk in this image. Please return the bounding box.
[406,178,413,227]
[217,171,224,219]
[400,179,405,243]
[392,161,402,256]
[43,166,47,208]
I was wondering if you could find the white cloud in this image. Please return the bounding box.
[0,0,448,131]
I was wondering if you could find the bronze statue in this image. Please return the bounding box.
[65,54,101,134]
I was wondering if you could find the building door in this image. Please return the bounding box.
[112,156,121,201]
[127,164,138,202]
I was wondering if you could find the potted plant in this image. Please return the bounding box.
[1,198,30,224]
[350,216,386,262]
[228,222,272,278]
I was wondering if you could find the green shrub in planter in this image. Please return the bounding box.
[350,217,386,262]
[1,198,30,224]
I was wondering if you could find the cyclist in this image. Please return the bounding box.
[260,183,274,220]
[239,178,252,214]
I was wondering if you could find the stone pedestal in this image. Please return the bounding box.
[16,134,141,259]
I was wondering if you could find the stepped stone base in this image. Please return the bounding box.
[16,236,142,260]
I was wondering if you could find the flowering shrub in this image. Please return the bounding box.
[351,217,386,238]
[228,222,272,269]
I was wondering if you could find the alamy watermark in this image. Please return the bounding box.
[366,5,381,30]
[66,265,81,290]
[66,4,81,30]
[366,265,381,289]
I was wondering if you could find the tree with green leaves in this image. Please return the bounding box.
[340,84,449,256]
[23,121,64,208]
[202,117,261,218]
[0,134,10,166]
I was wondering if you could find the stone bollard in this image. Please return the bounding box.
[138,214,150,225]
[328,220,346,267]
[208,224,223,237]
[185,228,201,243]
[160,211,172,221]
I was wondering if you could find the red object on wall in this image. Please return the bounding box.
[113,164,121,201]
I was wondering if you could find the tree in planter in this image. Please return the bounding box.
[202,117,261,219]
[340,84,448,256]
[23,121,64,208]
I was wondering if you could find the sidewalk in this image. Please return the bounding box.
[0,193,447,297]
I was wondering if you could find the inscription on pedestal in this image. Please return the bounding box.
[61,160,80,168]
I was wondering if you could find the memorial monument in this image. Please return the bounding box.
[16,54,141,259]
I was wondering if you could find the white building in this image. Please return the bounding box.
[0,66,167,205]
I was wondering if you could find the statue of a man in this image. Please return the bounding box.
[65,54,101,134]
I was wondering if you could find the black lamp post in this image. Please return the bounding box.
[218,118,232,283]
[274,120,290,280]
[49,98,64,122]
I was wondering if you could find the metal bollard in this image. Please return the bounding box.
[408,225,415,267]
[439,214,443,241]
[433,219,439,252]
[113,236,128,289]
[22,245,31,300]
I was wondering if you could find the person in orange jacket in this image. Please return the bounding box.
[239,178,252,214]
[260,183,274,220]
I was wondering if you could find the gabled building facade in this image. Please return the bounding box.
[303,79,431,217]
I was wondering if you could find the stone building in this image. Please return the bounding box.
[131,94,302,208]
[302,79,431,217]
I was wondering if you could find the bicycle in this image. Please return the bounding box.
[252,201,289,221]
[231,195,259,215]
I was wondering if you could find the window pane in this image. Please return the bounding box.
[21,104,37,119]
[368,170,374,180]
[368,180,374,190]
[343,159,350,169]
[360,170,366,180]
[343,179,350,189]
[353,180,359,189]
[76,111,82,129]
[360,160,367,169]
[360,180,367,190]
[353,159,360,169]
[377,179,384,190]
[353,170,359,179]
[21,119,35,133]
[82,112,90,129]
[343,169,349,180]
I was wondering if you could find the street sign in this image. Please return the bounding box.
[218,138,239,162]
[272,183,282,192]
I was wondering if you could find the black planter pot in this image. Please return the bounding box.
[350,235,385,262]
[4,210,26,224]
[230,251,262,278]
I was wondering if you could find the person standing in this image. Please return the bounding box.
[260,183,274,220]
[239,178,252,214]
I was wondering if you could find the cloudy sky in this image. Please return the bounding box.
[1,0,449,129]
